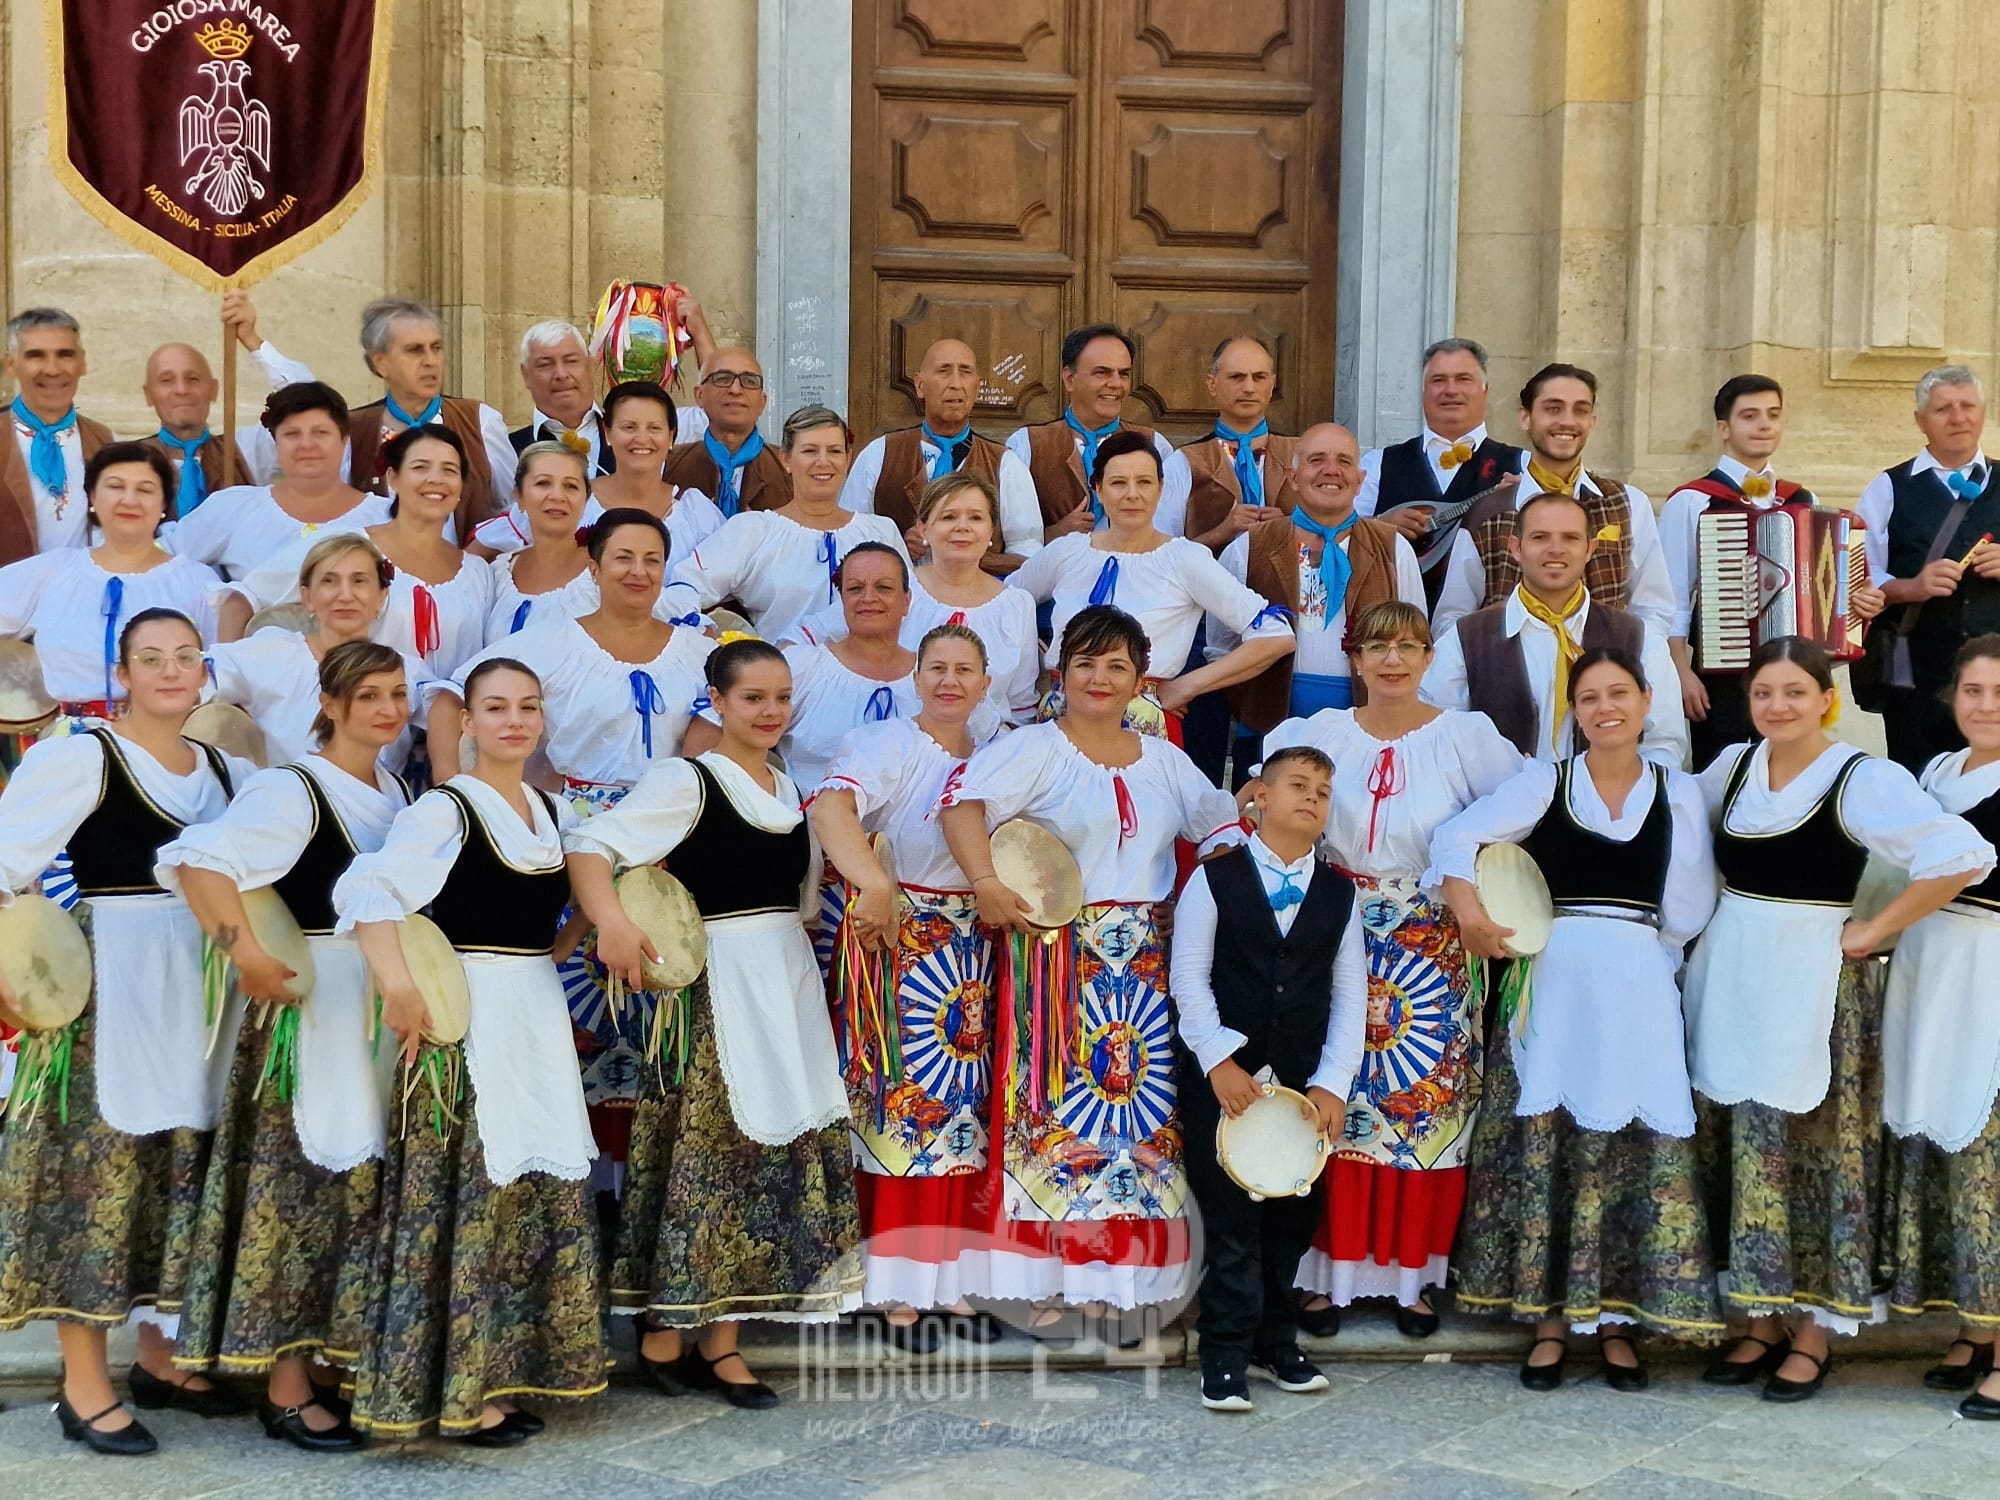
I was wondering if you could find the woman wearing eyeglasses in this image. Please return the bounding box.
[1259,600,1522,1344]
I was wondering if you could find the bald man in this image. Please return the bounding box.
[1181,335,1302,554]
[659,345,792,516]
[141,291,312,513]
[841,337,1041,572]
[1209,423,1424,752]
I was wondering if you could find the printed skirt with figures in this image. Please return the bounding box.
[1298,876,1481,1305]
[0,911,210,1329]
[351,1061,606,1437]
[840,887,998,1308]
[992,901,1188,1307]
[1694,957,1892,1331]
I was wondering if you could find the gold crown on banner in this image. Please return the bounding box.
[195,20,254,59]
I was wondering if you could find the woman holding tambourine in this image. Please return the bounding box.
[937,605,1244,1330]
[1882,635,2000,1416]
[332,656,604,1444]
[1432,645,1722,1391]
[1258,600,1520,1342]
[0,608,256,1456]
[810,621,1003,1350]
[567,639,861,1411]
[1685,636,1994,1403]
[158,642,414,1452]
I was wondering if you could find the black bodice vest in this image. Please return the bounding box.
[269,766,370,936]
[1713,749,1870,906]
[65,729,233,897]
[426,785,569,953]
[1948,775,2000,913]
[1521,759,1672,914]
[669,759,812,920]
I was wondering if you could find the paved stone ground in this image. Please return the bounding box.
[1,1339,1994,1500]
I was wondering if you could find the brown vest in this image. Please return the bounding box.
[1023,418,1161,528]
[659,440,792,515]
[1227,513,1401,733]
[1180,432,1301,548]
[348,395,496,542]
[1463,474,1634,613]
[871,426,1008,536]
[1457,599,1646,756]
[0,410,115,564]
[138,432,231,517]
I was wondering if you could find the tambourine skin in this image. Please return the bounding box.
[0,639,57,732]
[183,702,271,769]
[0,893,92,1032]
[1474,842,1554,958]
[1216,1085,1329,1202]
[616,865,707,992]
[990,819,1084,930]
[397,913,472,1045]
[240,887,316,1001]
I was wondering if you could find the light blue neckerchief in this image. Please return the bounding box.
[1215,419,1269,507]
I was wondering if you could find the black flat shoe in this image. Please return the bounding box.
[1924,1338,1996,1391]
[1599,1331,1649,1393]
[56,1398,158,1456]
[128,1363,249,1419]
[1703,1334,1790,1385]
[462,1410,536,1447]
[1959,1385,2000,1419]
[1396,1303,1441,1339]
[500,1406,544,1435]
[945,1309,1007,1344]
[682,1348,780,1411]
[1520,1336,1567,1392]
[637,1331,690,1398]
[1762,1348,1830,1403]
[1296,1300,1341,1339]
[308,1379,353,1422]
[260,1399,365,1453]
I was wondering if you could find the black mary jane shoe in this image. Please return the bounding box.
[1598,1332,1650,1393]
[1519,1336,1568,1392]
[1924,1338,1996,1392]
[945,1309,1007,1345]
[496,1406,544,1435]
[1958,1382,2000,1420]
[462,1410,538,1448]
[1702,1334,1790,1386]
[55,1398,158,1457]
[682,1348,781,1411]
[1396,1302,1442,1339]
[1295,1300,1341,1339]
[308,1379,353,1422]
[260,1399,366,1453]
[1762,1348,1831,1404]
[128,1363,250,1419]
[636,1323,690,1397]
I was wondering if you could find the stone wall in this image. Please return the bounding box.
[1458,0,2000,504]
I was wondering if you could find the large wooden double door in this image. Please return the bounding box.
[849,1,1342,441]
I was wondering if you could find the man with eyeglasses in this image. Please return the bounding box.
[840,337,1040,571]
[1207,423,1424,784]
[659,347,792,517]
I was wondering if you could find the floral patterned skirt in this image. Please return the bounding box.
[350,1056,607,1437]
[1454,1023,1723,1336]
[1888,1101,2000,1324]
[611,986,863,1324]
[172,1011,382,1373]
[1694,957,1891,1328]
[0,1004,209,1329]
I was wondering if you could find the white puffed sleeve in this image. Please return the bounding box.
[0,552,57,638]
[1162,742,1247,851]
[153,766,314,894]
[1842,758,1997,882]
[0,735,105,900]
[561,757,704,870]
[818,721,915,823]
[331,790,467,931]
[667,514,757,610]
[1694,742,1752,820]
[1424,761,1558,887]
[1004,533,1074,604]
[936,724,1064,827]
[1447,711,1531,799]
[1175,541,1293,643]
[1659,771,1719,951]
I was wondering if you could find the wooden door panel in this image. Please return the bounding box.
[877,0,1071,69]
[1122,0,1308,77]
[870,282,1066,429]
[876,99,1071,252]
[1119,293,1302,428]
[1118,114,1304,259]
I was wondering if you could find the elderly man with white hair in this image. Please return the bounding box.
[343,296,516,539]
[1856,362,2000,770]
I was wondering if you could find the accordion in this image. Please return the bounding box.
[1694,500,1868,670]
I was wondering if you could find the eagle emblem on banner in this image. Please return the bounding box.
[178,21,269,218]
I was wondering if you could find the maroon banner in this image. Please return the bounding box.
[47,0,394,289]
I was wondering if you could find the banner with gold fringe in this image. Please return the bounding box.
[45,0,395,291]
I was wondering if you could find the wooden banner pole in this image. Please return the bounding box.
[221,306,238,488]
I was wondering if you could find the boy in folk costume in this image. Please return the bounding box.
[1170,745,1367,1412]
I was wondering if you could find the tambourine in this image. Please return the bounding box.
[183,701,270,769]
[396,913,471,1045]
[1474,843,1553,958]
[614,865,707,993]
[0,893,91,1032]
[239,887,316,1001]
[990,819,1084,930]
[245,602,316,636]
[0,640,57,735]
[1217,1085,1329,1202]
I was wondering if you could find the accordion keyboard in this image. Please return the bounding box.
[1695,511,1754,669]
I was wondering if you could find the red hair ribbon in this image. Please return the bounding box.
[1113,772,1138,846]
[412,583,441,659]
[1364,744,1403,853]
[574,524,593,549]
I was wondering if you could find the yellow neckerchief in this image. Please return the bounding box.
[1516,582,1589,750]
[1526,456,1584,496]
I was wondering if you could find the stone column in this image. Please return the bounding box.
[755,0,851,433]
[1334,0,1465,449]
